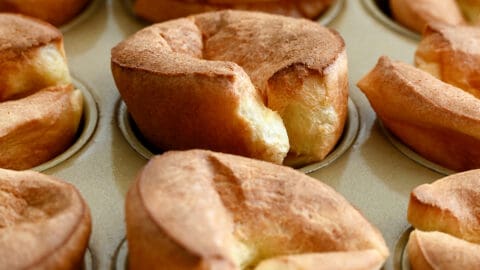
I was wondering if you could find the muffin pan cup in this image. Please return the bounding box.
[31,0,454,269]
[361,0,420,40]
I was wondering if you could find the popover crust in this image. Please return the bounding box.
[126,150,389,270]
[0,13,61,54]
[415,23,480,99]
[408,230,480,270]
[0,13,70,101]
[0,85,83,170]
[407,169,480,269]
[357,56,480,171]
[0,168,91,269]
[408,169,480,244]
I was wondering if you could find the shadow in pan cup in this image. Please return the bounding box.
[361,0,420,40]
[394,227,414,270]
[112,238,128,270]
[377,120,455,176]
[122,0,345,26]
[32,77,98,172]
[116,98,359,174]
[83,248,95,270]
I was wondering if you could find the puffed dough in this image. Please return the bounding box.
[112,10,348,165]
[0,168,91,269]
[389,0,465,33]
[0,13,70,101]
[408,169,480,244]
[0,13,83,170]
[357,56,480,171]
[0,0,90,26]
[416,23,480,99]
[125,150,389,270]
[0,85,83,170]
[133,0,334,23]
[407,230,480,270]
[406,170,480,270]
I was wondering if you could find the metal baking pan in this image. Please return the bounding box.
[33,0,448,269]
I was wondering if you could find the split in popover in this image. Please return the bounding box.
[415,23,480,99]
[112,10,348,167]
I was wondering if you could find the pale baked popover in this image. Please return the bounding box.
[415,23,480,99]
[111,10,348,166]
[0,168,91,269]
[357,56,480,171]
[125,149,389,270]
[0,13,83,170]
[406,169,480,269]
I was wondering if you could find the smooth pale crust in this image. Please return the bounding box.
[133,0,334,23]
[255,250,385,270]
[0,168,91,270]
[357,56,480,171]
[0,84,83,170]
[112,10,347,165]
[407,169,480,244]
[415,23,480,99]
[407,230,480,270]
[0,13,70,101]
[389,0,465,33]
[0,0,90,26]
[125,150,389,270]
[0,13,61,55]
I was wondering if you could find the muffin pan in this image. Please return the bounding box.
[23,0,452,269]
[361,0,420,40]
[395,227,414,270]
